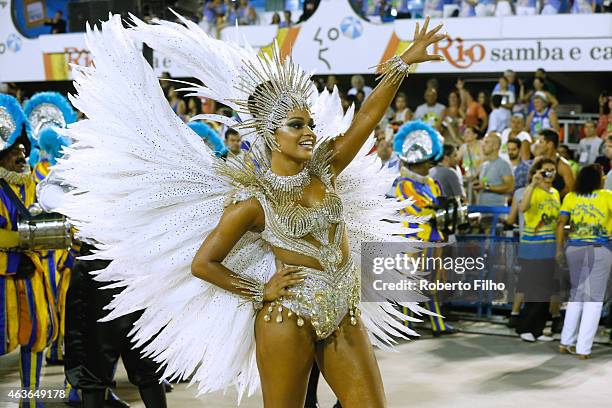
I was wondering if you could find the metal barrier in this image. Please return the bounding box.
[558,113,599,144]
[451,205,516,319]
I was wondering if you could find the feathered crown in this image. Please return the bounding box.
[130,13,316,152]
[229,44,314,150]
[23,92,77,146]
[394,120,443,164]
[188,121,228,157]
[0,93,28,152]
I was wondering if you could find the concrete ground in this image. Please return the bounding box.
[1,329,611,408]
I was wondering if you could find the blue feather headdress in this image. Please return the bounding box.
[38,127,71,165]
[23,92,77,147]
[188,121,228,158]
[28,147,40,167]
[393,120,443,164]
[0,93,28,152]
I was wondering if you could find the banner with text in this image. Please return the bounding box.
[1,0,612,82]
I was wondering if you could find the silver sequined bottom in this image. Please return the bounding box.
[280,259,361,340]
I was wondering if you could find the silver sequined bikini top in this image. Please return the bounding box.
[259,143,346,271]
[222,140,347,271]
[271,187,343,237]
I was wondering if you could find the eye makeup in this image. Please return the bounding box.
[283,118,316,131]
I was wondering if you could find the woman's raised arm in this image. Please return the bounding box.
[331,17,446,175]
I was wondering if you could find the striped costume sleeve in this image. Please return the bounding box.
[396,180,421,215]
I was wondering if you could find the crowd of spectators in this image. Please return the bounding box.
[199,0,612,36]
[306,67,610,208]
[199,0,611,36]
[351,0,612,21]
[203,0,612,32]
[202,0,261,32]
[199,0,322,36]
[37,0,612,39]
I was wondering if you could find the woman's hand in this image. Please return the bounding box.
[472,180,484,191]
[401,16,446,65]
[555,249,565,266]
[263,265,306,302]
[532,170,544,186]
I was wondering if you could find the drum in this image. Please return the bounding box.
[18,212,73,251]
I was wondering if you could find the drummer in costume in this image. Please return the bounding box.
[23,92,77,366]
[0,93,58,407]
[392,121,454,336]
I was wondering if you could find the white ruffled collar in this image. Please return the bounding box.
[400,167,429,184]
[0,167,31,185]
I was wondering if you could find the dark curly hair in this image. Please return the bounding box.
[574,164,603,196]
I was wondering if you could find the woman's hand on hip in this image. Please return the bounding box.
[264,265,306,302]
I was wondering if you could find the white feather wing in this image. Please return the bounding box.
[130,12,252,111]
[54,16,269,400]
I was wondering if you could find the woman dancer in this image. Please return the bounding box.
[53,14,445,407]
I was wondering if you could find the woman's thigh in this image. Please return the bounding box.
[315,315,386,408]
[255,304,317,408]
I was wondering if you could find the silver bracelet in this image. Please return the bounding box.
[374,55,417,84]
[233,275,265,310]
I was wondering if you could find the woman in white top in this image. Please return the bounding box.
[458,125,484,180]
[389,92,413,124]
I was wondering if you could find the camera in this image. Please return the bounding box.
[431,196,471,238]
[543,170,555,178]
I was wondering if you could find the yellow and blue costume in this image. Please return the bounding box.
[519,186,560,259]
[24,92,77,365]
[0,176,58,353]
[31,160,74,364]
[31,159,75,368]
[392,121,449,334]
[0,94,58,406]
[394,174,444,242]
[560,189,612,247]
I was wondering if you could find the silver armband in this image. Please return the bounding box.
[374,55,417,84]
[233,275,265,310]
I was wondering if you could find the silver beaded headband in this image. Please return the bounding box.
[231,44,313,150]
[28,103,67,142]
[0,107,16,145]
